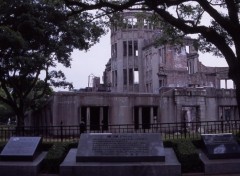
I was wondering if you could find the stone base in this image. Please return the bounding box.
[199,150,240,175]
[60,148,181,176]
[0,152,47,176]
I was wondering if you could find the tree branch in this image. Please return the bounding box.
[145,1,237,68]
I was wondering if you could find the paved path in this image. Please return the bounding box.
[39,173,240,176]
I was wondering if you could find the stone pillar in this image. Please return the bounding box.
[176,105,182,123]
[78,107,81,123]
[234,106,238,119]
[86,107,90,127]
[52,95,59,126]
[139,107,142,128]
[150,107,154,124]
[100,107,104,127]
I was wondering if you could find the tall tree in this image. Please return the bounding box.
[0,0,105,127]
[65,0,240,116]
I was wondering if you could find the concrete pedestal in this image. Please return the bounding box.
[199,150,240,175]
[0,152,47,176]
[60,148,181,176]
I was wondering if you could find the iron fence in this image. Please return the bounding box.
[0,120,240,142]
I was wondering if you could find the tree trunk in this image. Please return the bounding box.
[15,110,25,135]
[229,64,240,119]
[234,81,240,119]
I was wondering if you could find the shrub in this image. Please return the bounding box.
[169,139,203,173]
[0,142,5,152]
[41,142,73,174]
[164,139,203,173]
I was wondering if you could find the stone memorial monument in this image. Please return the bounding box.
[60,133,181,176]
[199,133,240,175]
[201,133,240,159]
[0,137,47,176]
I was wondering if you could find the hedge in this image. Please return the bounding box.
[40,142,77,174]
[167,139,203,173]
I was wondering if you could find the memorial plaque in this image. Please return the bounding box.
[0,137,42,161]
[76,133,165,162]
[201,133,240,159]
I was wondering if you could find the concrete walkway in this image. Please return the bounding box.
[182,174,240,176]
[39,173,240,176]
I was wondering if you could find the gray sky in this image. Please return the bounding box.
[56,32,111,90]
[56,32,228,91]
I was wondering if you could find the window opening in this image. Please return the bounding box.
[123,41,127,56]
[123,69,127,85]
[134,68,139,84]
[134,41,138,56]
[129,68,133,85]
[128,41,133,56]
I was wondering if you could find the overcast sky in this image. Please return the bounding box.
[56,31,228,91]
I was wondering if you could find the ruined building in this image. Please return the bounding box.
[103,11,230,93]
[28,11,238,131]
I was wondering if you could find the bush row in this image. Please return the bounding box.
[41,142,77,173]
[164,140,203,173]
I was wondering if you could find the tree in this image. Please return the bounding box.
[0,0,105,128]
[64,0,240,116]
[0,89,15,123]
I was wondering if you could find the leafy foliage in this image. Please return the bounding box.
[0,0,105,126]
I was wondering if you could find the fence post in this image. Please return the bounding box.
[221,120,224,133]
[183,122,187,138]
[60,121,63,142]
[80,121,86,134]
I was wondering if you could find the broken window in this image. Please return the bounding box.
[123,69,127,85]
[134,41,138,56]
[129,68,133,85]
[114,43,117,57]
[115,70,117,86]
[134,107,139,129]
[159,79,165,88]
[142,107,151,129]
[187,61,194,74]
[132,18,137,28]
[111,44,114,58]
[123,41,127,56]
[112,71,115,87]
[128,41,133,56]
[159,48,166,64]
[181,106,200,132]
[122,18,128,29]
[127,18,132,29]
[111,43,117,58]
[144,19,148,29]
[220,79,234,89]
[80,106,109,131]
[81,106,87,123]
[219,106,238,121]
[90,107,100,130]
[159,49,162,57]
[134,106,158,130]
[186,45,190,53]
[134,68,139,84]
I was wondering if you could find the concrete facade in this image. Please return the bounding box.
[29,88,238,130]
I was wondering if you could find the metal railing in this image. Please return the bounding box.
[0,120,240,142]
